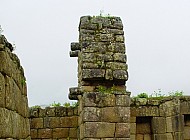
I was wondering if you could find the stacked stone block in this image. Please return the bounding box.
[30,106,78,139]
[70,15,130,139]
[70,16,128,90]
[130,97,190,140]
[0,35,30,139]
[78,91,130,139]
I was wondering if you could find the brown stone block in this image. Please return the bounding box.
[38,108,46,117]
[81,53,96,62]
[83,92,115,107]
[5,76,15,111]
[82,69,105,79]
[60,116,78,128]
[184,126,190,139]
[130,117,136,123]
[38,128,52,138]
[49,117,60,128]
[136,134,143,140]
[52,128,69,138]
[159,99,180,117]
[0,73,5,108]
[30,108,39,118]
[174,132,184,140]
[115,123,130,138]
[116,95,130,106]
[166,115,184,133]
[67,107,74,116]
[130,107,138,117]
[0,108,16,138]
[115,35,125,42]
[83,107,101,122]
[113,53,126,63]
[84,122,115,138]
[130,123,136,134]
[113,70,128,80]
[144,134,152,140]
[69,128,78,138]
[46,107,55,117]
[30,118,43,129]
[153,134,167,140]
[151,117,166,134]
[166,133,173,140]
[55,106,67,117]
[105,69,113,80]
[30,129,38,138]
[130,135,136,140]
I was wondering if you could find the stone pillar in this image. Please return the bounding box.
[0,35,30,139]
[159,98,184,140]
[69,15,130,139]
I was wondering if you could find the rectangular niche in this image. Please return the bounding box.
[136,116,153,140]
[184,114,190,140]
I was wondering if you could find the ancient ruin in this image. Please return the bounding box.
[0,15,190,140]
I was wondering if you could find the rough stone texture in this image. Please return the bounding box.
[29,106,79,139]
[0,35,30,139]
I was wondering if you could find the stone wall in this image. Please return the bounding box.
[0,35,30,139]
[30,106,78,139]
[69,15,130,139]
[130,96,190,140]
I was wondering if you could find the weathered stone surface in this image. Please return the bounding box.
[116,95,130,106]
[30,129,37,138]
[70,50,80,57]
[166,115,184,133]
[159,99,180,116]
[105,69,113,80]
[113,70,128,80]
[0,73,5,108]
[38,129,52,138]
[115,123,130,138]
[101,107,123,122]
[69,128,78,138]
[83,107,101,122]
[184,126,190,139]
[46,107,55,117]
[130,123,136,134]
[153,134,167,140]
[84,122,115,138]
[83,92,115,107]
[144,134,152,140]
[130,106,159,117]
[115,35,125,42]
[30,118,43,129]
[52,128,69,138]
[71,42,81,51]
[106,62,127,70]
[60,116,78,128]
[55,106,67,117]
[82,69,105,79]
[113,53,126,62]
[152,117,166,134]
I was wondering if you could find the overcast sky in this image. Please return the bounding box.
[1,0,190,106]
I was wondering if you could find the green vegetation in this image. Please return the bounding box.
[133,89,184,100]
[50,101,61,107]
[137,93,148,98]
[95,85,126,94]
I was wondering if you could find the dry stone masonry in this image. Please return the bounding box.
[0,35,30,139]
[69,15,131,139]
[30,106,78,139]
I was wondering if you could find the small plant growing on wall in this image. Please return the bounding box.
[50,101,61,107]
[169,90,184,97]
[137,93,149,98]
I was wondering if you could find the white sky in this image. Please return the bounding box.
[1,0,190,106]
